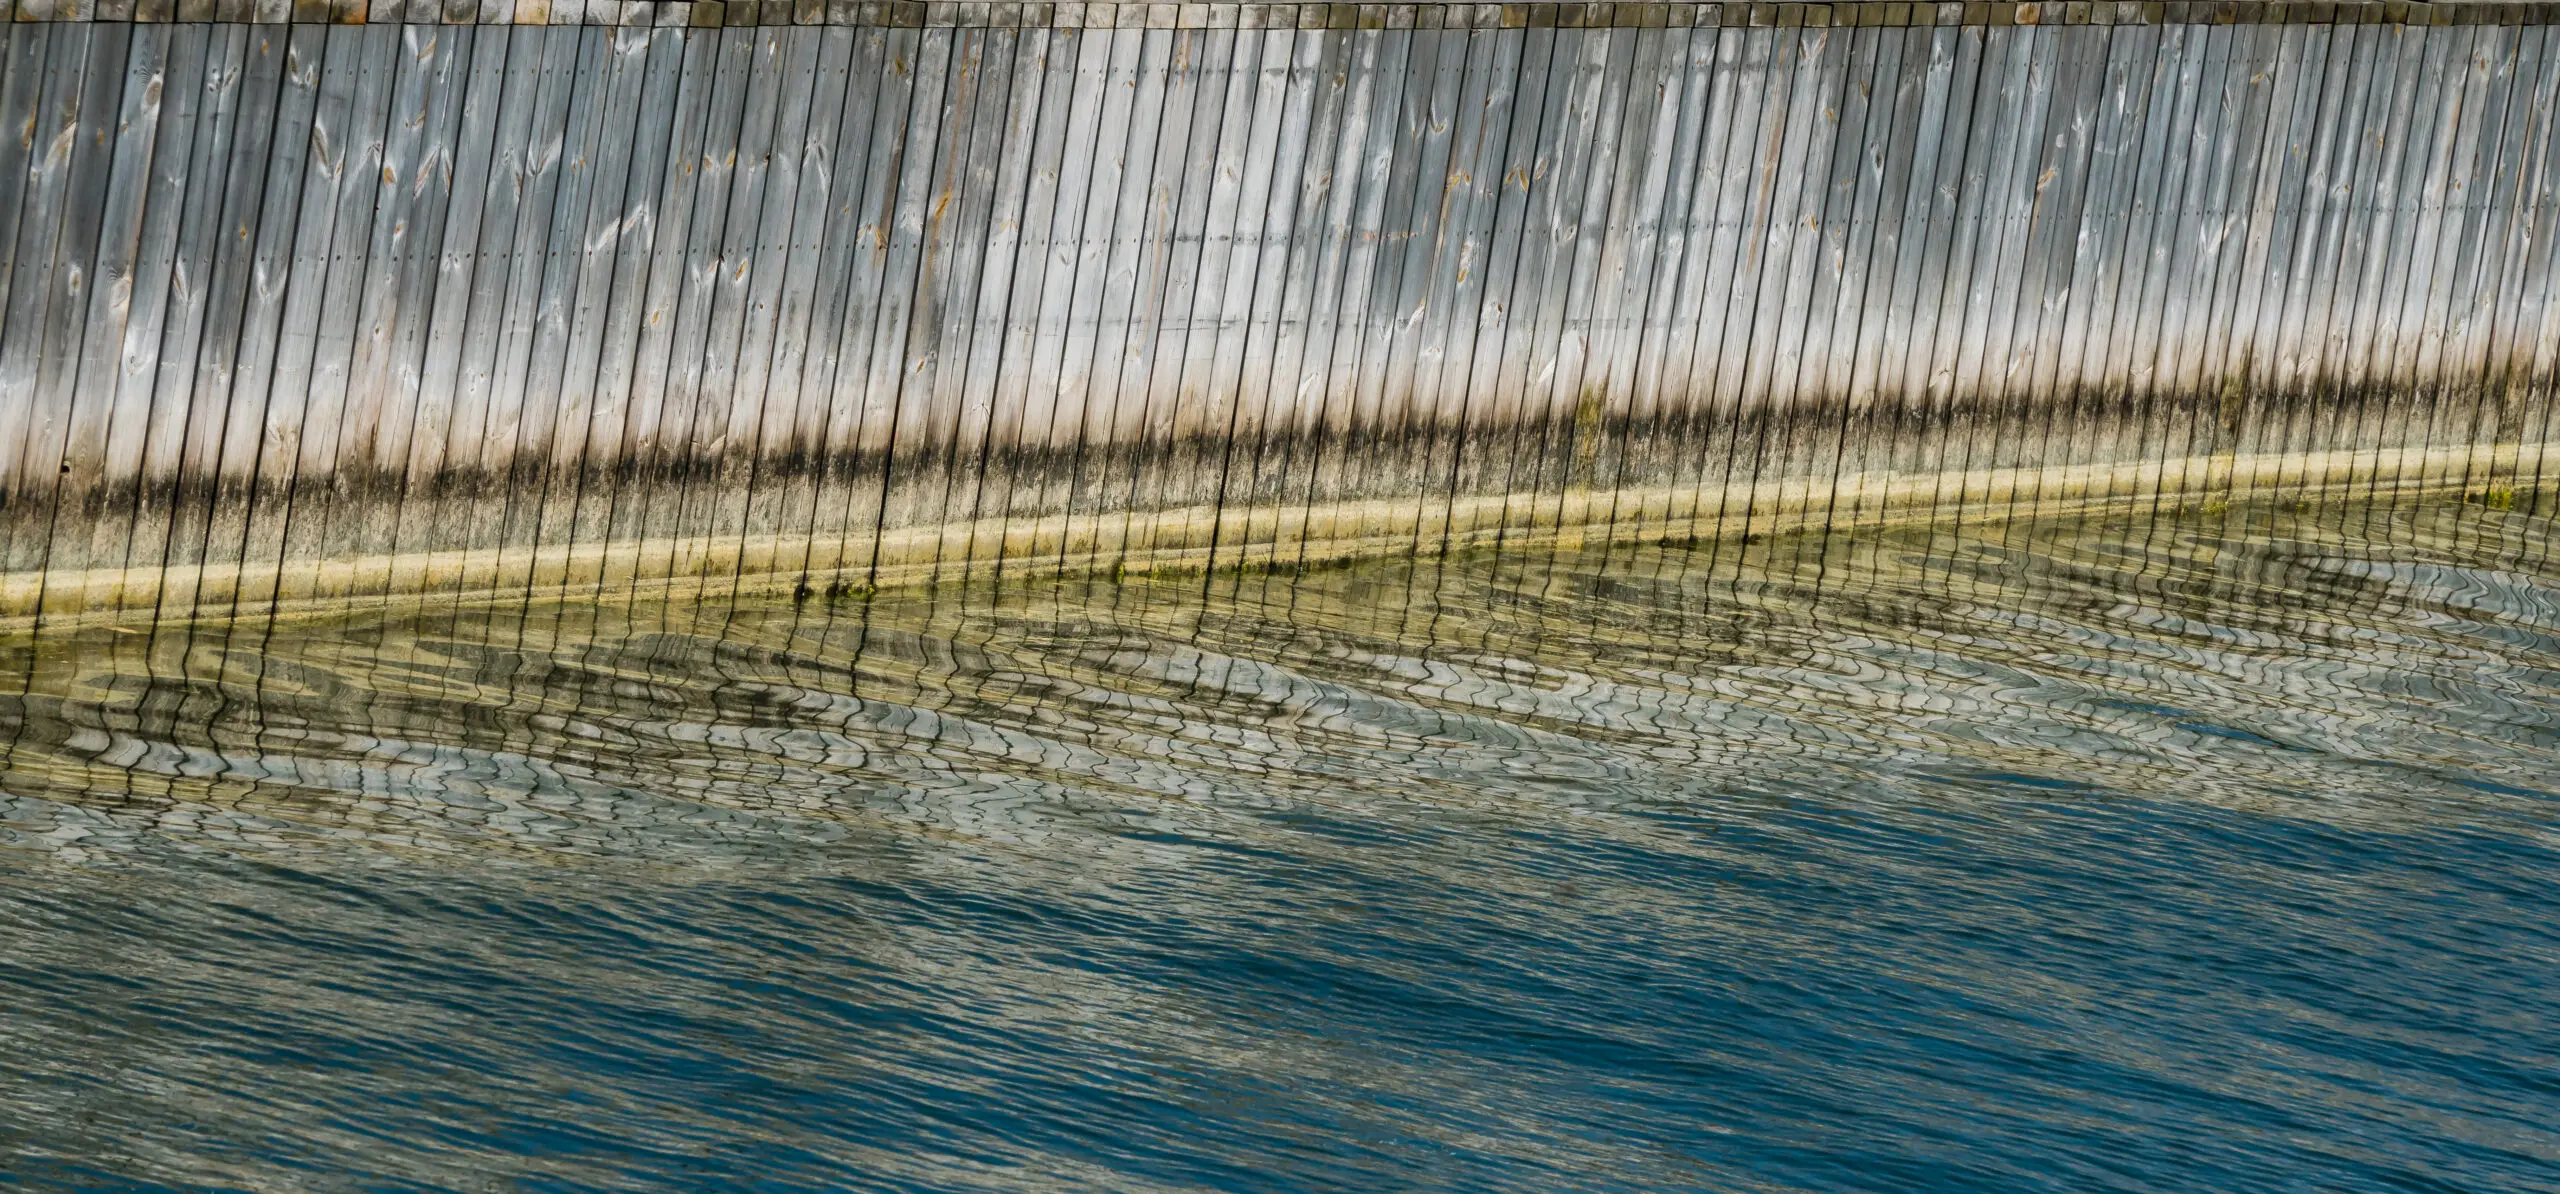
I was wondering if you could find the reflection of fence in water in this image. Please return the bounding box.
[0,493,2551,865]
[0,5,2554,624]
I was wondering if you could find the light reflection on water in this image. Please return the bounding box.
[2,498,2557,1191]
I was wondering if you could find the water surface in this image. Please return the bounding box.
[3,498,2557,1191]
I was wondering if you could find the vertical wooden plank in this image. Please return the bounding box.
[50,26,177,623]
[2427,26,2529,520]
[1682,23,1795,552]
[2396,19,2485,503]
[2226,21,2325,512]
[803,20,921,589]
[960,24,1070,578]
[1116,24,1235,573]
[632,26,752,592]
[495,25,627,596]
[1652,21,1755,542]
[549,24,685,594]
[1934,22,2034,530]
[394,24,512,603]
[603,24,723,596]
[886,25,1011,579]
[436,24,557,601]
[1018,22,1137,573]
[1768,19,1872,555]
[2053,20,2162,513]
[2301,20,2398,508]
[1404,20,1525,556]
[1297,21,1414,558]
[4,26,123,591]
[2150,21,2240,517]
[695,23,825,594]
[2001,22,2106,528]
[469,24,594,594]
[324,20,476,605]
[270,24,401,608]
[1529,25,1638,549]
[1726,18,1829,547]
[2111,22,2207,524]
[1876,21,1975,529]
[1485,22,1600,548]
[2513,28,2560,524]
[143,23,252,621]
[1246,22,1370,572]
[223,22,358,615]
[1811,23,1910,540]
[1224,24,1339,573]
[0,25,85,585]
[1201,22,1306,572]
[1058,24,1180,574]
[755,23,871,593]
[2283,23,2376,508]
[105,25,212,619]
[1575,18,1680,553]
[1334,14,1446,557]
[932,20,1045,579]
[2366,26,2464,506]
[0,25,55,564]
[2473,27,2560,519]
[1837,23,1932,533]
[670,23,788,587]
[182,23,309,620]
[846,21,965,580]
[2188,22,2282,516]
[978,23,1107,575]
[2336,27,2438,507]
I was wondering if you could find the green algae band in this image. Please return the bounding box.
[0,5,2555,625]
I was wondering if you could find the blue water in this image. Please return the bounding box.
[2,500,2557,1191]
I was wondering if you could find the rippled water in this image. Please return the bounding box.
[3,496,2558,1192]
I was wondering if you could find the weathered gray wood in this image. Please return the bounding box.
[703,23,825,591]
[1654,22,1752,541]
[187,23,311,618]
[642,26,754,587]
[1210,24,1315,572]
[1121,25,1235,571]
[1232,24,1345,574]
[542,24,664,594]
[2061,20,2164,511]
[0,13,2552,623]
[609,24,730,594]
[1295,23,1409,558]
[6,26,126,587]
[1138,22,1257,568]
[0,26,54,541]
[1772,20,1869,553]
[675,23,792,587]
[1405,22,1520,554]
[270,24,399,608]
[144,23,252,620]
[888,24,1012,577]
[2483,27,2560,517]
[769,22,886,593]
[58,25,177,624]
[324,20,475,604]
[390,23,501,605]
[1837,23,1929,532]
[1497,24,1607,547]
[462,25,580,591]
[1579,19,1676,550]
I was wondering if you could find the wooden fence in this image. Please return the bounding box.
[1,1,2556,624]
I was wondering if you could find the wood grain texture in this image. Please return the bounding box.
[0,15,2552,625]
